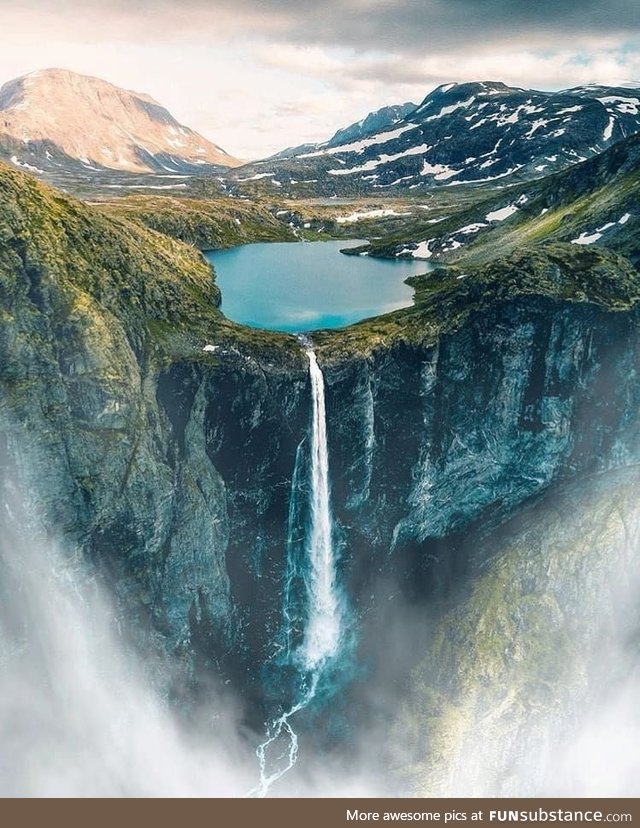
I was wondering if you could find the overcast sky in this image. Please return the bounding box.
[1,0,640,159]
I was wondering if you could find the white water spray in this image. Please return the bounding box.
[252,347,345,796]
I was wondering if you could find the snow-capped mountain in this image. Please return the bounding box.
[228,81,640,195]
[346,129,640,264]
[326,102,417,148]
[272,102,416,161]
[0,68,242,175]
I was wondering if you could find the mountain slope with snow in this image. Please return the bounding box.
[346,130,640,265]
[272,101,416,161]
[227,81,640,196]
[0,68,242,174]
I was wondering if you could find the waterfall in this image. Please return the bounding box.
[298,349,342,670]
[251,346,345,796]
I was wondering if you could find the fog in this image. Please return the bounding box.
[1,466,639,797]
[379,470,640,798]
[0,495,255,796]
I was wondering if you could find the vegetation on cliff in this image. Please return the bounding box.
[395,466,640,796]
[0,162,304,366]
[315,244,640,360]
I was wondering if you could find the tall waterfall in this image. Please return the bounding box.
[298,349,342,671]
[252,346,345,796]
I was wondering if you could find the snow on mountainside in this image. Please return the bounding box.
[0,68,242,174]
[227,81,640,195]
[326,102,417,148]
[272,101,416,161]
[346,130,640,264]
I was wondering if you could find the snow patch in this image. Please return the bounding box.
[237,172,275,181]
[597,95,640,115]
[571,221,617,246]
[571,232,602,246]
[425,96,475,121]
[556,105,582,115]
[421,160,458,178]
[336,208,409,223]
[328,143,431,175]
[603,116,616,141]
[9,156,44,174]
[298,123,419,158]
[456,222,488,235]
[485,204,518,222]
[398,239,433,259]
[524,119,549,138]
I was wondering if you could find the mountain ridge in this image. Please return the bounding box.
[224,80,640,196]
[0,67,242,174]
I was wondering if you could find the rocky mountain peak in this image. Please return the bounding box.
[0,67,242,173]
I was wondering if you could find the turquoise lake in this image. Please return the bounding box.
[205,240,433,332]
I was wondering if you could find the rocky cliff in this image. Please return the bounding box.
[0,162,302,700]
[394,463,640,796]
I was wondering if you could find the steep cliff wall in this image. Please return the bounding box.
[394,464,640,796]
[0,163,302,700]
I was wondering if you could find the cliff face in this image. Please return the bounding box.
[151,248,640,711]
[0,162,235,680]
[394,464,640,796]
[1,161,640,725]
[322,295,640,571]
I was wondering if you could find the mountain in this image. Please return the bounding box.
[0,68,242,174]
[226,81,640,196]
[327,102,417,147]
[350,129,640,263]
[272,101,416,160]
[3,159,640,793]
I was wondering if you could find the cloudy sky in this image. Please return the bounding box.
[1,0,640,159]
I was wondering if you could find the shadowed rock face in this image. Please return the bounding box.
[393,463,640,797]
[1,162,640,728]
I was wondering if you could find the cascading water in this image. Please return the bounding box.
[298,349,342,671]
[251,346,346,797]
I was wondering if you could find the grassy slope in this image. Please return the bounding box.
[96,194,297,250]
[2,160,639,370]
[314,244,640,360]
[354,134,640,266]
[0,162,303,368]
